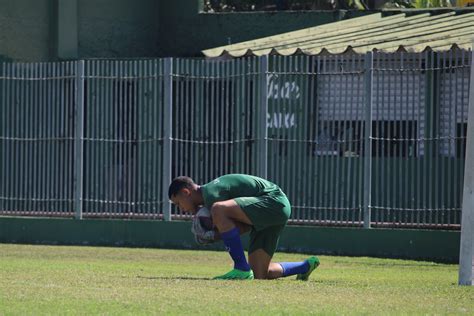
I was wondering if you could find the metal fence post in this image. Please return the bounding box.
[162,58,173,221]
[459,47,474,286]
[74,60,85,219]
[363,52,374,228]
[259,55,269,179]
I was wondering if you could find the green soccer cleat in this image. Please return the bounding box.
[296,256,320,281]
[213,269,254,280]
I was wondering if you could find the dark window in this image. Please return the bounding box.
[372,121,417,158]
[313,120,418,158]
[456,123,467,159]
[313,121,363,157]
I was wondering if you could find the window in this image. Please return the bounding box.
[456,123,467,159]
[372,121,417,158]
[313,121,363,157]
[312,120,418,157]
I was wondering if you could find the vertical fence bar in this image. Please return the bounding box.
[238,58,245,175]
[363,52,374,228]
[334,56,340,223]
[258,55,269,179]
[321,56,327,223]
[448,50,454,225]
[12,64,18,213]
[91,60,98,216]
[32,64,38,214]
[162,58,173,221]
[46,63,52,214]
[217,60,223,176]
[152,59,159,217]
[196,60,203,183]
[357,55,363,224]
[189,60,195,180]
[246,58,252,174]
[458,47,474,286]
[343,55,350,224]
[459,51,467,223]
[329,56,336,223]
[399,53,404,225]
[0,63,4,212]
[208,60,214,182]
[74,60,85,219]
[379,54,386,225]
[5,64,11,212]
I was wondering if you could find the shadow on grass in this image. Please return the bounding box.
[137,275,337,283]
[332,260,443,267]
[136,275,212,281]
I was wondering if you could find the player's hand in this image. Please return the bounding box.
[194,230,216,245]
[191,217,215,245]
[191,216,206,236]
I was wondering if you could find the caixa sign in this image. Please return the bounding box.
[267,75,300,129]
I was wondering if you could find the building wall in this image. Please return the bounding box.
[159,0,363,57]
[0,0,372,61]
[78,0,160,58]
[0,0,53,62]
[0,2,471,60]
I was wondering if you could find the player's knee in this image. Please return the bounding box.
[266,269,280,280]
[253,271,268,280]
[210,202,228,223]
[250,264,271,280]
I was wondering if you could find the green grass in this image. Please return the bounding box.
[0,244,472,315]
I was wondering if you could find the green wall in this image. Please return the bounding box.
[0,0,375,61]
[0,217,460,263]
[0,0,54,62]
[158,0,347,57]
[2,0,472,61]
[78,0,160,58]
[0,0,161,61]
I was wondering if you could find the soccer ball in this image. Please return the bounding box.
[196,207,214,230]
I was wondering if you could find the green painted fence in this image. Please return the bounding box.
[0,51,470,229]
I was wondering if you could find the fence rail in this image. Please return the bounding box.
[0,51,470,229]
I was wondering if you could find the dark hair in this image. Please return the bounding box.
[168,176,195,199]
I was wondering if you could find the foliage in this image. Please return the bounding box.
[202,0,455,11]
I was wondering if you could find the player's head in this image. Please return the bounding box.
[168,176,200,213]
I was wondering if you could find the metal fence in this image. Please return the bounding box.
[0,50,470,228]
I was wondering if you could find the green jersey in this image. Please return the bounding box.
[201,174,280,208]
[201,173,291,256]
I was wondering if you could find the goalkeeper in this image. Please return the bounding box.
[168,174,319,280]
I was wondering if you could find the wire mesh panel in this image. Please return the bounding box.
[439,49,470,228]
[0,62,76,216]
[371,52,425,227]
[81,60,166,219]
[371,50,469,228]
[171,58,261,218]
[267,54,366,226]
[0,52,470,227]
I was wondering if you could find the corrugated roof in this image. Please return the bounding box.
[202,12,474,57]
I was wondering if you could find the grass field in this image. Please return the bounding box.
[0,244,473,315]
